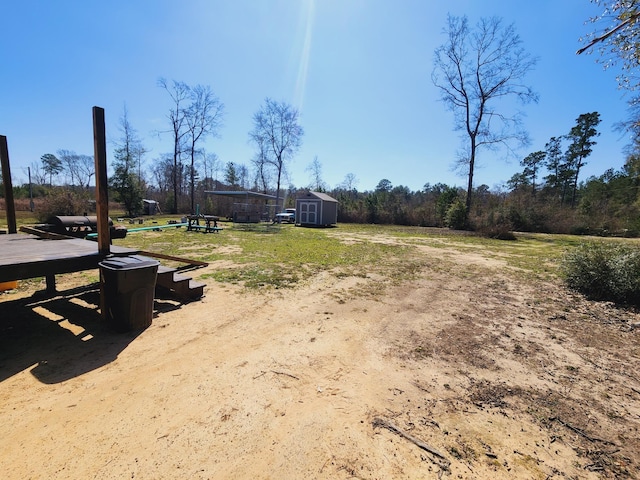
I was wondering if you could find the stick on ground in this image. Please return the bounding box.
[551,417,616,445]
[372,417,450,467]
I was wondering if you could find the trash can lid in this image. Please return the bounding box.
[99,255,159,270]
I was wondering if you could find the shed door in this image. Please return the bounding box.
[300,202,317,224]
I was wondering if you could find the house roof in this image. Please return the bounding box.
[204,190,282,200]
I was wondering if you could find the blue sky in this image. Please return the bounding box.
[0,0,631,192]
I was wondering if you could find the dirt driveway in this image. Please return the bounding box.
[1,233,639,479]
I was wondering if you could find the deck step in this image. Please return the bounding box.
[156,265,205,300]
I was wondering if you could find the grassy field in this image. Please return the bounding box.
[3,210,636,292]
[105,216,618,294]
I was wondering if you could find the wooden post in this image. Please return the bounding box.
[0,135,17,234]
[92,107,110,255]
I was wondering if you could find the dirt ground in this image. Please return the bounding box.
[1,233,639,479]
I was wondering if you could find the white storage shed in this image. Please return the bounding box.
[295,191,338,227]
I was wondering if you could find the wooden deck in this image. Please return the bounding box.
[0,233,137,284]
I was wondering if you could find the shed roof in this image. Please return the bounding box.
[300,191,338,202]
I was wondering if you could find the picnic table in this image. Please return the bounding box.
[187,215,223,233]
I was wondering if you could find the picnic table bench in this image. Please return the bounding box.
[187,215,223,233]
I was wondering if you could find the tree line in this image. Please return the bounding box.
[6,107,639,237]
[19,82,304,219]
[3,1,638,235]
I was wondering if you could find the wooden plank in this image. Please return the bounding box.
[138,250,209,267]
[19,225,73,240]
[0,135,17,234]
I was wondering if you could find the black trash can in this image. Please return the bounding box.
[99,255,159,331]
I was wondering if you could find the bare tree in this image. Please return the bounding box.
[237,163,249,189]
[57,149,94,189]
[578,1,640,81]
[151,154,175,195]
[578,1,640,148]
[432,15,538,219]
[159,78,190,213]
[251,135,272,193]
[306,155,327,191]
[27,161,48,186]
[249,98,303,212]
[202,151,220,190]
[338,172,359,192]
[185,84,224,213]
[76,154,95,189]
[57,150,77,186]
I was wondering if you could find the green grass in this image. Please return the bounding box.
[9,212,636,291]
[113,221,419,289]
[361,226,617,280]
[113,221,583,289]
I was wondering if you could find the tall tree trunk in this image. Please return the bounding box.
[465,138,476,221]
[571,157,583,208]
[275,162,283,214]
[190,146,196,214]
[173,141,179,214]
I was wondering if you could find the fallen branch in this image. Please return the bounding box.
[372,417,450,467]
[551,417,616,446]
[271,370,299,380]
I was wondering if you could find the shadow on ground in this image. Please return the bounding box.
[0,285,182,384]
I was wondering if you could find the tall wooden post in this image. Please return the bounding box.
[0,135,17,234]
[28,166,34,212]
[92,107,110,255]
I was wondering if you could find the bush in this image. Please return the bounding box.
[36,188,92,223]
[506,206,548,232]
[562,242,640,306]
[472,209,516,240]
[477,223,517,240]
[445,199,467,230]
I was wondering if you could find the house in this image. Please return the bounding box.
[295,191,338,227]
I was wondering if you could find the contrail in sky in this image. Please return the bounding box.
[294,0,315,112]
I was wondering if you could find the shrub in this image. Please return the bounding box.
[561,242,640,306]
[36,188,92,222]
[506,206,548,232]
[472,209,516,240]
[478,223,517,240]
[445,199,467,230]
[435,186,459,226]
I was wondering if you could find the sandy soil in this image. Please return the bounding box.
[1,233,639,479]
